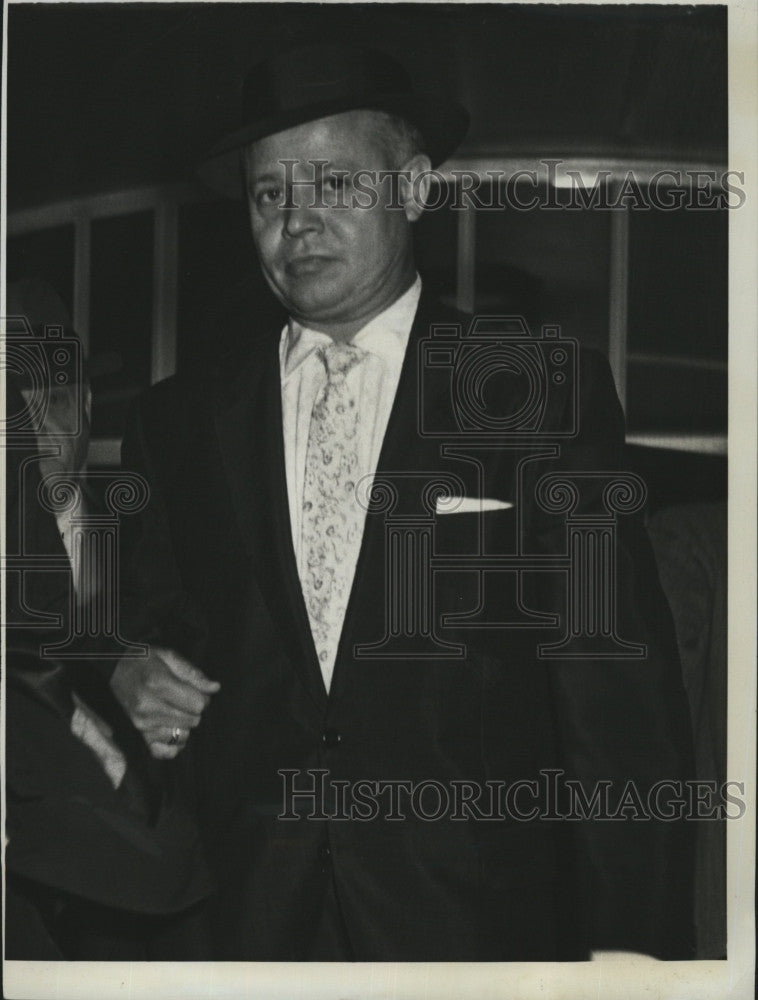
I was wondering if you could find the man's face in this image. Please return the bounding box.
[244,111,416,329]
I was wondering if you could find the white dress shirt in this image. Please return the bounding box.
[280,276,422,675]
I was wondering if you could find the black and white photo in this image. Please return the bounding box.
[2,2,755,997]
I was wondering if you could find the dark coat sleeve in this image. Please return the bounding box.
[116,379,209,665]
[521,348,696,958]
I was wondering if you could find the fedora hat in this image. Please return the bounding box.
[197,43,469,199]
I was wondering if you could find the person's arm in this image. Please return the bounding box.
[522,348,696,959]
[109,389,219,759]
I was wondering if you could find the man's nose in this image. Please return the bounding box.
[282,202,324,238]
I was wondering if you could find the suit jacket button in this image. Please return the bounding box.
[319,844,332,862]
[322,729,342,748]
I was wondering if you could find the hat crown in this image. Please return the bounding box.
[241,44,412,127]
[198,41,469,197]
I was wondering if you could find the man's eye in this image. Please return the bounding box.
[325,174,350,192]
[256,187,282,208]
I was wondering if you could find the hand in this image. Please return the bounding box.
[70,692,127,788]
[110,646,220,759]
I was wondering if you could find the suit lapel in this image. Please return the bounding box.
[369,290,455,477]
[328,292,464,698]
[212,319,327,713]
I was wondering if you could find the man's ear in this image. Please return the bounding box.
[397,153,433,222]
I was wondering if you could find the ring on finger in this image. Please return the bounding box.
[167,726,186,746]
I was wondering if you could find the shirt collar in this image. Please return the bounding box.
[280,275,422,380]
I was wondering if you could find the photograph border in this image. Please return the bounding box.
[2,1,755,997]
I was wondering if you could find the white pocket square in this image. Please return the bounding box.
[435,496,514,515]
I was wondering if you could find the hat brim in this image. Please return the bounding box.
[196,95,469,199]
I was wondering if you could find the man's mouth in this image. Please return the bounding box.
[285,255,336,276]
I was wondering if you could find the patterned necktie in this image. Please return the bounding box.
[300,342,366,690]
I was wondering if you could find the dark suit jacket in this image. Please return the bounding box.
[117,290,695,961]
[648,502,727,959]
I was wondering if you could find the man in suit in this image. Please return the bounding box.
[109,43,695,961]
